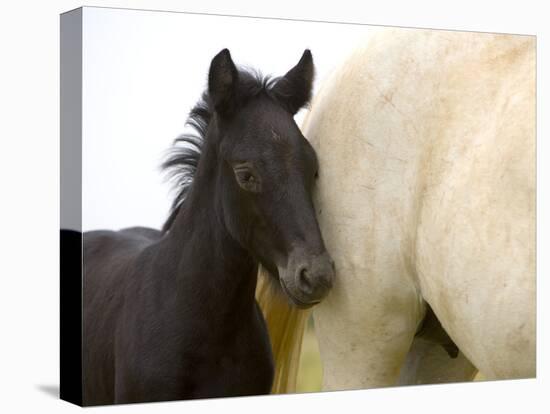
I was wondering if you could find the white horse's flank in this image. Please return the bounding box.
[303,28,535,390]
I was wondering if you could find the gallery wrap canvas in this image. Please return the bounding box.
[60,6,536,407]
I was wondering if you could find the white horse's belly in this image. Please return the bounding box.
[305,28,535,387]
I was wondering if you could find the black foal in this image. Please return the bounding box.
[83,49,334,405]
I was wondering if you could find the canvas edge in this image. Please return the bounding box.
[60,7,83,407]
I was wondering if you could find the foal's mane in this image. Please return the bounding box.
[161,69,278,233]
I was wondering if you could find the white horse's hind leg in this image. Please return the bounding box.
[312,268,423,390]
[304,32,427,389]
[308,205,426,389]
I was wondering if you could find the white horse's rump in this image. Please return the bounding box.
[304,28,535,389]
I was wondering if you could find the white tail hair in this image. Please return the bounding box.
[255,266,311,393]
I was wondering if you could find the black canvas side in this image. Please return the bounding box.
[60,230,83,406]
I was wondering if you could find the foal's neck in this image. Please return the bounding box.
[159,142,258,314]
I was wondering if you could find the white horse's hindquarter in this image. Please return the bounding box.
[413,33,535,379]
[305,29,535,389]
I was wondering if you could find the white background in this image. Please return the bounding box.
[0,1,548,413]
[81,7,376,231]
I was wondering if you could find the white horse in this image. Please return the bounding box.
[297,28,535,390]
[258,28,534,393]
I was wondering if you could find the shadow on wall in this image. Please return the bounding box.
[36,384,59,399]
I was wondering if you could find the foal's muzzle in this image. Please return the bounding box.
[279,251,335,308]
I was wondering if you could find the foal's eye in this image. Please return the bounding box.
[233,165,262,193]
[314,171,319,180]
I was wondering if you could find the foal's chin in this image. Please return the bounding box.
[258,266,317,309]
[281,282,321,309]
[277,269,325,310]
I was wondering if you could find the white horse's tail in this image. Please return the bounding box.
[256,266,310,394]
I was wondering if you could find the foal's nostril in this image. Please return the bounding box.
[330,259,336,271]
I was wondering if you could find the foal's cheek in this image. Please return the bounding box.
[251,222,285,269]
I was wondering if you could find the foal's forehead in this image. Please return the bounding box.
[240,98,303,144]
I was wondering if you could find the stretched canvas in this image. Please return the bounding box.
[60,6,536,406]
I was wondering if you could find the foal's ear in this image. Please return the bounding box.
[272,50,314,115]
[208,49,239,117]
